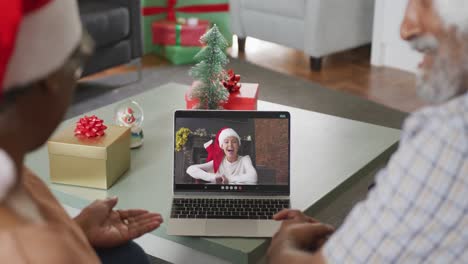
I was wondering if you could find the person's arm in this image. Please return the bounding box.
[186,161,218,182]
[269,112,467,263]
[321,112,467,262]
[225,156,257,184]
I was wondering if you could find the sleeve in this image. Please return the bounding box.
[186,161,218,182]
[226,156,258,184]
[323,114,468,263]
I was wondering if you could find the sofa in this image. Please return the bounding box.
[229,0,375,71]
[78,0,142,77]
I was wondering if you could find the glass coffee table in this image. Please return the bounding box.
[26,83,400,264]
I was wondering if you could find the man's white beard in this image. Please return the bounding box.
[416,54,464,104]
[413,37,466,104]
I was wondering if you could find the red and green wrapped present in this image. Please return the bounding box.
[186,70,259,110]
[152,19,210,46]
[185,82,259,110]
[141,0,231,56]
[162,45,202,65]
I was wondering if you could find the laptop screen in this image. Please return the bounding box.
[173,110,290,195]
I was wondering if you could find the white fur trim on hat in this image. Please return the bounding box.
[434,0,468,32]
[2,0,82,90]
[0,149,16,202]
[218,128,241,148]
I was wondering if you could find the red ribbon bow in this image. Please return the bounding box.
[75,115,107,138]
[223,69,241,93]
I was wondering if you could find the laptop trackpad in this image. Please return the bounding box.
[206,220,258,237]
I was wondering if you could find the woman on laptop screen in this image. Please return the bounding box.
[186,128,258,184]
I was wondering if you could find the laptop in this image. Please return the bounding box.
[167,110,291,237]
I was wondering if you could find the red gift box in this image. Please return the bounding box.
[152,19,210,47]
[185,83,259,110]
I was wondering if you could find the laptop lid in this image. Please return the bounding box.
[173,110,290,196]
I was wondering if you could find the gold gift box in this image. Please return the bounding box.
[48,125,131,189]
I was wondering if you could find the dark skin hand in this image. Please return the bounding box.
[74,197,163,248]
[267,209,334,264]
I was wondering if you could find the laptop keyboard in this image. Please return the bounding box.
[171,198,290,219]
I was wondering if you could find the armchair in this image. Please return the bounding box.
[229,0,375,71]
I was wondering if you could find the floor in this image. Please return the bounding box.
[85,36,426,113]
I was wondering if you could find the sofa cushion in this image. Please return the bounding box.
[82,40,131,76]
[79,1,130,49]
[241,0,305,19]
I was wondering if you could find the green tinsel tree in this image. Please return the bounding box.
[190,24,229,109]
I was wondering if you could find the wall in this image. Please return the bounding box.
[371,0,422,73]
[254,119,289,184]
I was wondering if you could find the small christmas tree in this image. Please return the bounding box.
[190,24,229,109]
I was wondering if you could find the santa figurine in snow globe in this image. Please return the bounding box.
[114,100,144,148]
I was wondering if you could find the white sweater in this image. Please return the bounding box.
[186,155,258,184]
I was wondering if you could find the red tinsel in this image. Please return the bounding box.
[74,115,107,138]
[223,69,241,93]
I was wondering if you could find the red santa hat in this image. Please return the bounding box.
[0,0,81,200]
[0,0,82,95]
[434,0,468,32]
[204,128,241,173]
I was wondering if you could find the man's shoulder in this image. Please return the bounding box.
[402,94,468,144]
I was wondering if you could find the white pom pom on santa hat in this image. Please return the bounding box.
[435,0,468,31]
[0,0,82,94]
[0,149,16,202]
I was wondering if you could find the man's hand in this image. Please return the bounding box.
[273,209,319,223]
[267,209,334,264]
[74,197,163,248]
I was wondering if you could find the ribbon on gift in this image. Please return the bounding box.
[142,0,229,21]
[175,24,182,46]
[75,115,107,138]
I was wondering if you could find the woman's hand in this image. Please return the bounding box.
[221,175,229,184]
[215,175,229,184]
[74,197,163,248]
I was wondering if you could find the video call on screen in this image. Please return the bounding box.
[174,117,289,186]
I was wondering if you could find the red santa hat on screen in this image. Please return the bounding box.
[0,0,82,200]
[434,0,468,32]
[204,128,241,173]
[0,0,82,95]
